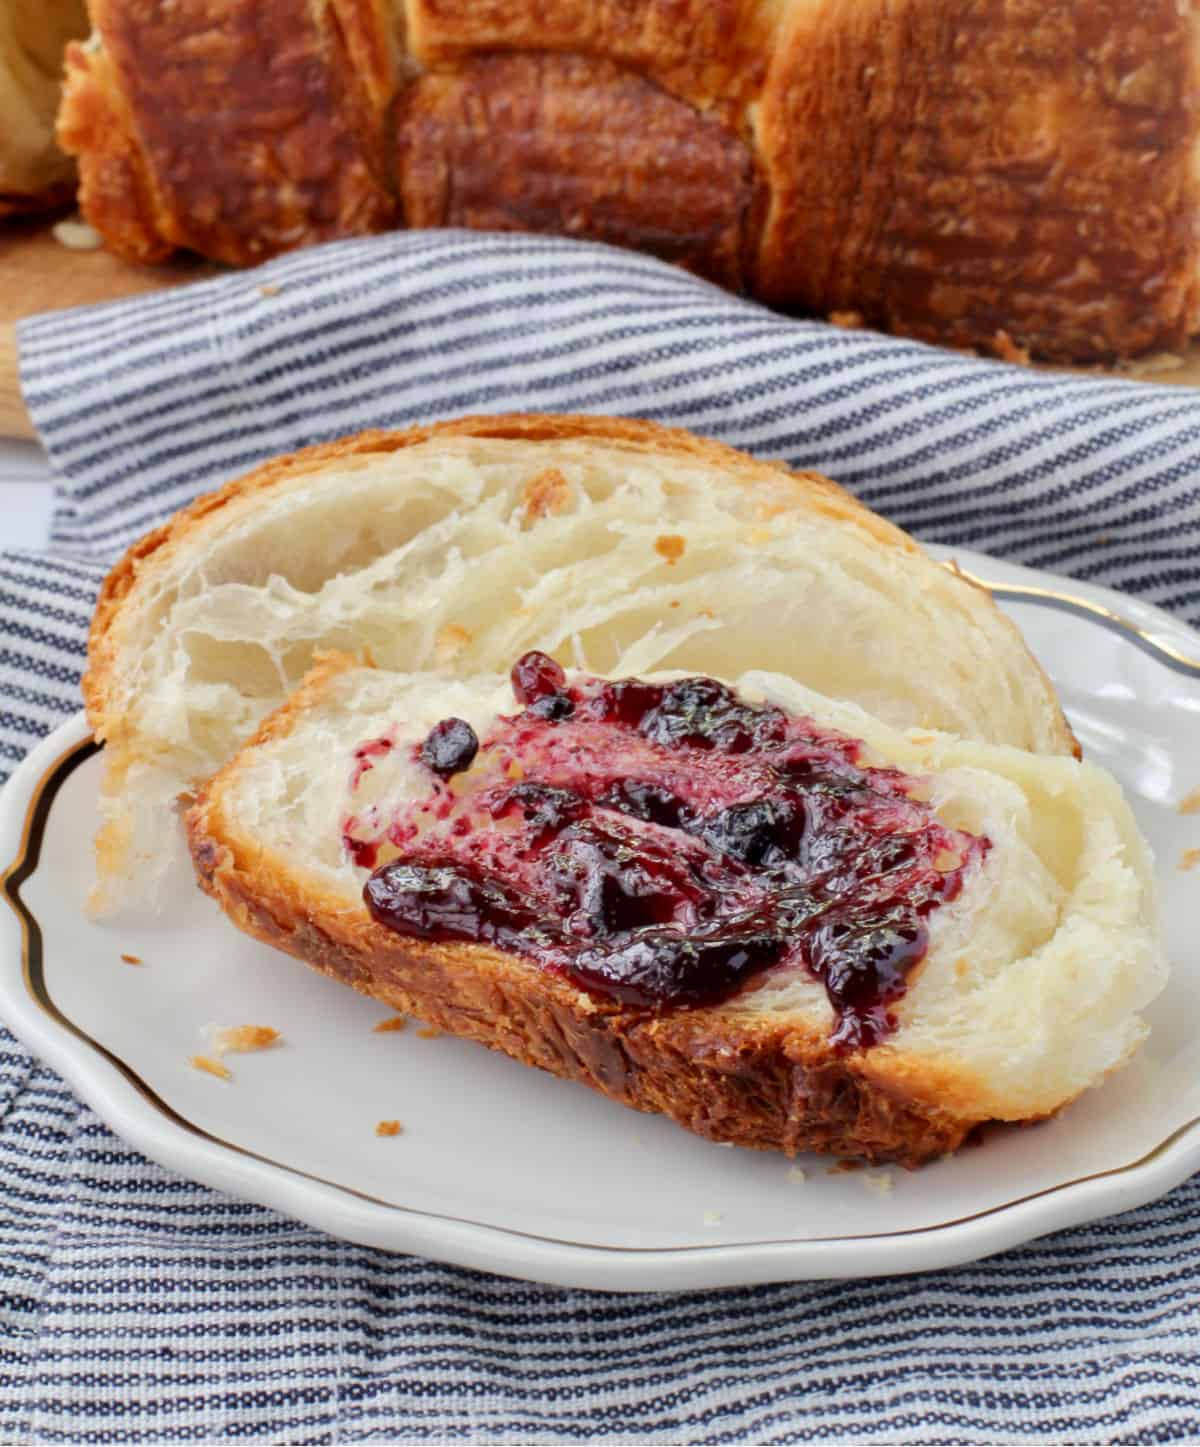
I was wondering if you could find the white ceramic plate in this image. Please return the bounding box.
[2,548,1199,1291]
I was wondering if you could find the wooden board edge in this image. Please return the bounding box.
[0,323,34,441]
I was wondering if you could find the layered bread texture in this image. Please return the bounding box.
[83,414,1077,912]
[56,0,1200,360]
[186,654,1165,1165]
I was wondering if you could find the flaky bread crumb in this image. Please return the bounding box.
[1178,787,1200,816]
[991,330,1031,366]
[190,1055,232,1081]
[520,467,571,524]
[373,1016,408,1033]
[120,952,142,964]
[213,1025,279,1054]
[375,1120,403,1137]
[1181,849,1200,873]
[434,624,472,666]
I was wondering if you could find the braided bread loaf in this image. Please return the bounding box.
[57,0,1200,361]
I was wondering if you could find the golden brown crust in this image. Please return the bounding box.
[395,53,757,290]
[519,467,571,525]
[185,659,978,1166]
[55,0,1200,360]
[755,0,1200,362]
[61,0,396,266]
[334,0,406,118]
[404,0,781,117]
[57,40,171,265]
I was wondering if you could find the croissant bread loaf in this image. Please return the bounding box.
[0,0,87,214]
[185,652,1164,1165]
[83,413,1077,912]
[56,0,1200,361]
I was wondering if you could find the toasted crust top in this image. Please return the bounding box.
[55,0,1200,360]
[395,53,758,288]
[62,0,397,265]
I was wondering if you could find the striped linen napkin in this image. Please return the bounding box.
[2,231,1200,1443]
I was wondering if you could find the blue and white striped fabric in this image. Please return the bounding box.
[3,231,1200,1442]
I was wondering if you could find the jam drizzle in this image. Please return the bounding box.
[356,652,989,1050]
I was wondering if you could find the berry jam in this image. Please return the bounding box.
[358,652,989,1049]
[420,717,479,778]
[350,735,393,791]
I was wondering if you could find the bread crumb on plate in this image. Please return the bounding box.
[1181,849,1200,873]
[190,1055,232,1082]
[787,1166,808,1184]
[861,1172,895,1196]
[373,1016,408,1033]
[416,1026,443,1040]
[120,953,142,965]
[375,1120,403,1137]
[213,1025,279,1054]
[1178,787,1200,816]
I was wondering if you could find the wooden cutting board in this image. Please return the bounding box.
[3,217,1200,440]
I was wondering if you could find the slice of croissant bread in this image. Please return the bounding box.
[57,0,1200,359]
[83,414,1076,911]
[186,653,1165,1165]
